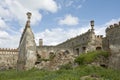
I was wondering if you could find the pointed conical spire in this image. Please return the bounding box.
[26,12,32,27]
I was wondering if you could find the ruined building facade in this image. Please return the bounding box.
[0,12,120,70]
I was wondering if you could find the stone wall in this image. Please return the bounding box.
[103,21,120,69]
[0,48,18,70]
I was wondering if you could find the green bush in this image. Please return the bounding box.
[74,51,109,65]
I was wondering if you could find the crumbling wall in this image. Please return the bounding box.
[35,49,75,70]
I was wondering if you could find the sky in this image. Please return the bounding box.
[0,0,120,48]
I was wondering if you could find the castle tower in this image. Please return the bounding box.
[39,39,43,46]
[17,12,37,70]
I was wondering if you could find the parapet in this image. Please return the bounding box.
[0,48,18,52]
[106,21,120,32]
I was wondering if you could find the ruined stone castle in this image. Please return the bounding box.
[0,12,120,70]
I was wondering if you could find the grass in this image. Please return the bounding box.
[0,65,120,80]
[0,51,119,80]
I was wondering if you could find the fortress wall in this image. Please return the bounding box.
[0,48,18,70]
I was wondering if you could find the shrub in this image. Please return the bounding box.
[59,63,73,70]
[74,51,109,65]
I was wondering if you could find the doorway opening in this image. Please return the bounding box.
[76,48,79,55]
[96,47,102,50]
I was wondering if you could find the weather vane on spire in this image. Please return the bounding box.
[26,12,32,27]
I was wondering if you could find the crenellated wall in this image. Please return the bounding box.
[103,22,120,51]
[0,48,18,70]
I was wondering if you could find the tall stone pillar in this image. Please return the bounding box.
[17,12,37,70]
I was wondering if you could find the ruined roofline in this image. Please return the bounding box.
[56,20,95,46]
[0,48,18,52]
[106,21,120,32]
[19,12,32,44]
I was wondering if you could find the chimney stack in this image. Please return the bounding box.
[39,39,43,46]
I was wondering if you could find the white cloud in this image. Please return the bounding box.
[0,31,9,39]
[0,0,58,25]
[19,0,58,13]
[95,26,106,36]
[0,29,20,48]
[59,14,79,26]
